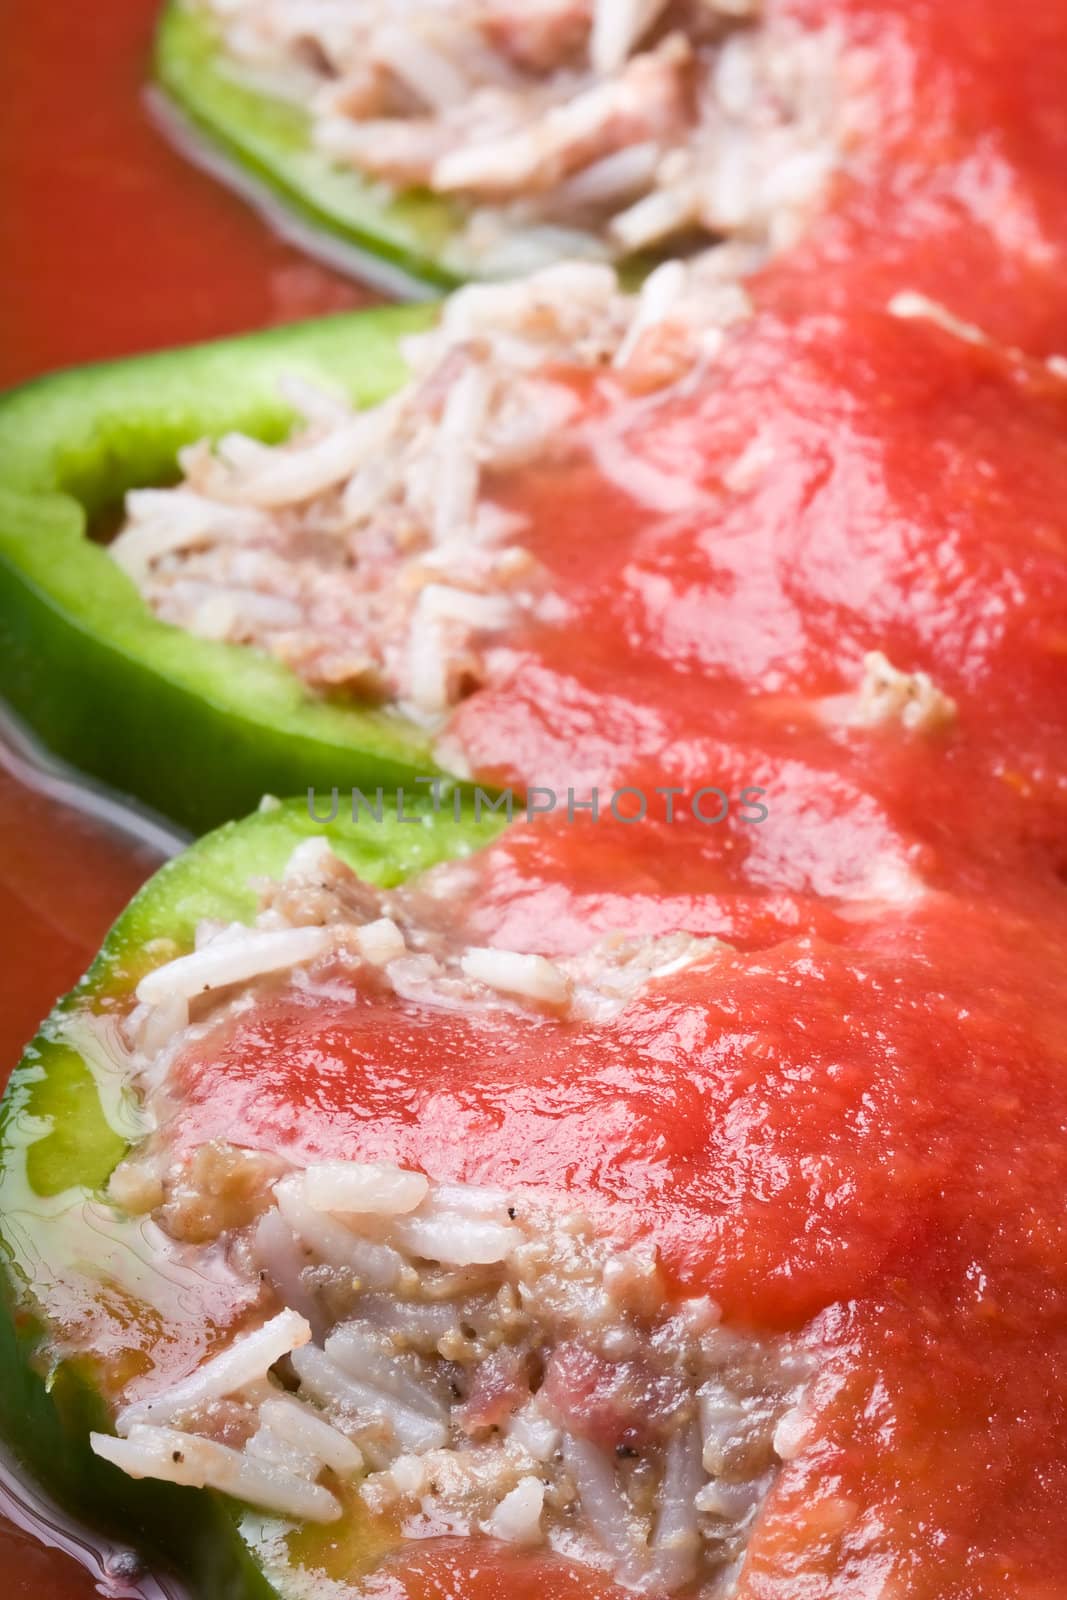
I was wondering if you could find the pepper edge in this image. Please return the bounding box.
[0,305,464,834]
[0,797,502,1599]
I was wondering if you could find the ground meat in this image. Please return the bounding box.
[160,1142,290,1244]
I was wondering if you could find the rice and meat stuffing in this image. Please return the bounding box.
[205,0,851,271]
[90,838,815,1597]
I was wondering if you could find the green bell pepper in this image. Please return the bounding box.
[0,796,499,1598]
[154,3,655,292]
[155,0,470,292]
[0,305,456,835]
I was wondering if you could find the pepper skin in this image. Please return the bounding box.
[0,306,447,833]
[0,798,495,1600]
[156,0,467,293]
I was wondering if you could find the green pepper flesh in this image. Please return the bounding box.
[0,306,458,833]
[0,797,499,1598]
[156,0,470,291]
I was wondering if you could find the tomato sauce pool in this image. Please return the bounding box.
[0,0,373,390]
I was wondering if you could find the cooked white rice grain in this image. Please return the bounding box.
[324,1324,450,1420]
[562,1435,645,1582]
[91,1425,340,1522]
[258,1393,364,1474]
[483,1474,547,1544]
[356,917,408,965]
[648,1423,704,1591]
[290,1345,449,1455]
[274,1178,408,1288]
[245,1422,321,1477]
[887,290,991,348]
[391,1211,523,1267]
[117,1308,310,1432]
[460,947,572,1007]
[136,927,335,1005]
[300,1160,430,1217]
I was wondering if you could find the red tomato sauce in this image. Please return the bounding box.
[0,0,368,392]
[456,310,1067,835]
[0,763,163,1071]
[172,886,1067,1594]
[363,1541,630,1600]
[772,0,1067,355]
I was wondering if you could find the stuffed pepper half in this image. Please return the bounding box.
[155,0,854,287]
[0,797,814,1600]
[0,256,752,830]
[7,760,1067,1600]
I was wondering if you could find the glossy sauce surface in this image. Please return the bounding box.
[454,307,1067,898]
[0,0,367,392]
[778,0,1067,355]
[174,886,1067,1593]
